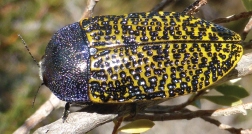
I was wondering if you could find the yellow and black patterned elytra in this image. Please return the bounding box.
[40,11,243,103]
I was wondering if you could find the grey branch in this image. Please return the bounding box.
[32,52,252,134]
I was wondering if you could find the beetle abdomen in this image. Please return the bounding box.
[80,12,243,103]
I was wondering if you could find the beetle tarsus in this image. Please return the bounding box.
[129,103,137,118]
[62,102,71,122]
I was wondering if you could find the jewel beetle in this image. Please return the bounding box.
[39,11,243,103]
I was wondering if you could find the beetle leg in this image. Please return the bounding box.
[129,102,137,118]
[62,102,71,123]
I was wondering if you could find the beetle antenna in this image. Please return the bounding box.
[18,34,43,107]
[32,83,44,108]
[18,34,40,67]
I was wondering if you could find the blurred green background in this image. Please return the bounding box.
[0,0,252,133]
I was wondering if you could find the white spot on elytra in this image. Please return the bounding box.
[77,62,87,72]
